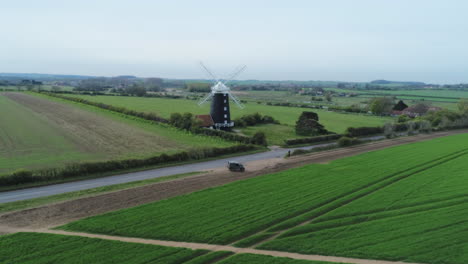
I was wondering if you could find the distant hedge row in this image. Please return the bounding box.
[0,144,257,187]
[284,134,342,146]
[43,92,169,123]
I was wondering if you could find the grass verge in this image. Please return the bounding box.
[0,171,202,214]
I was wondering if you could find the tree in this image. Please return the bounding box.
[393,100,408,111]
[295,111,328,136]
[51,86,62,93]
[458,99,468,114]
[169,112,200,131]
[325,92,332,102]
[411,102,431,115]
[368,97,394,115]
[145,78,163,92]
[127,84,147,97]
[397,114,410,123]
[251,132,267,146]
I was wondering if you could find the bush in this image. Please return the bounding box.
[346,126,383,137]
[295,111,328,136]
[251,132,267,146]
[233,113,279,128]
[337,136,361,147]
[0,169,34,186]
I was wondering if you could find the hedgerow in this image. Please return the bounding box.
[0,144,257,187]
[284,134,342,146]
[345,126,384,137]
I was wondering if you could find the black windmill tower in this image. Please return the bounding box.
[198,63,246,131]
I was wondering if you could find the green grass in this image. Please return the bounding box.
[0,92,235,174]
[0,94,93,173]
[218,254,342,264]
[65,94,391,134]
[59,133,468,251]
[240,124,310,146]
[0,172,202,214]
[0,232,206,263]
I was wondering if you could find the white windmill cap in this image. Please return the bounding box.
[212,81,230,93]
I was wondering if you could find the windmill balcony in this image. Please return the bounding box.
[214,122,234,128]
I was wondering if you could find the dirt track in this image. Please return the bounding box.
[3,228,423,264]
[0,130,465,231]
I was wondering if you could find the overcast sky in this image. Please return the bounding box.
[2,0,468,83]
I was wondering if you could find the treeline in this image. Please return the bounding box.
[1,145,257,187]
[49,90,182,99]
[233,113,279,127]
[185,82,211,93]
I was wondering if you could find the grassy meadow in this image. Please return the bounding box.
[60,133,468,264]
[0,94,94,173]
[0,92,234,174]
[65,94,391,135]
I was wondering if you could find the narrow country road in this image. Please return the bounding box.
[0,140,354,203]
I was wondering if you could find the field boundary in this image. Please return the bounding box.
[5,228,424,264]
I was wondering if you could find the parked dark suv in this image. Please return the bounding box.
[227,161,245,172]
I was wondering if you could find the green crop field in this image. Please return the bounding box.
[0,233,343,264]
[0,232,206,264]
[218,254,339,264]
[60,133,468,264]
[259,148,468,263]
[65,94,391,134]
[0,92,233,174]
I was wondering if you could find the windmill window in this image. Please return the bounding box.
[224,107,227,111]
[224,100,227,103]
[224,120,227,124]
[224,114,227,118]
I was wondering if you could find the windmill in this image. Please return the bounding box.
[197,62,246,131]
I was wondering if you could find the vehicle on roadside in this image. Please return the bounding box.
[227,161,245,172]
